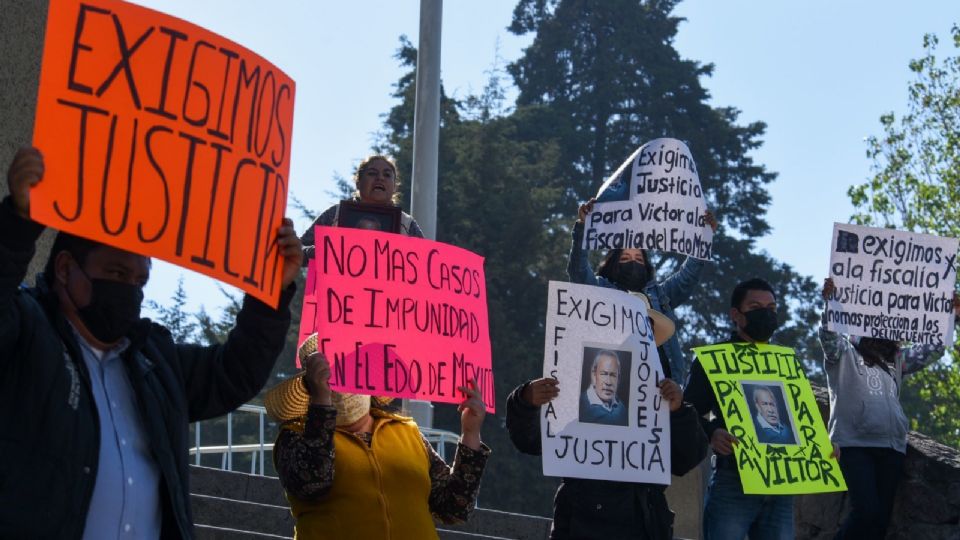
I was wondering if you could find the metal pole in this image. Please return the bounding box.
[226,413,233,471]
[410,0,442,240]
[194,423,201,466]
[259,410,265,475]
[407,0,442,429]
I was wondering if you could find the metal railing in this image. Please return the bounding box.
[189,404,461,476]
[191,404,268,474]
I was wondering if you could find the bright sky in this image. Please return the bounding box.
[132,0,958,317]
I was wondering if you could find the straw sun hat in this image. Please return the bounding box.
[630,292,676,346]
[264,334,379,426]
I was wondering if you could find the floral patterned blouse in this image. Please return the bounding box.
[274,405,489,524]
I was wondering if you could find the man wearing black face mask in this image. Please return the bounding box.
[0,148,303,539]
[683,278,796,540]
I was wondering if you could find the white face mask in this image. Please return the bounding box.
[332,392,371,426]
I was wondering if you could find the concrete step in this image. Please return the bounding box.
[443,508,552,540]
[191,493,294,537]
[195,524,291,540]
[438,528,514,540]
[191,465,288,507]
[189,466,552,539]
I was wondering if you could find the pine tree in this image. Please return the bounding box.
[147,277,197,342]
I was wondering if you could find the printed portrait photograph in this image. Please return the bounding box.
[595,166,632,203]
[337,200,401,233]
[741,381,799,445]
[578,346,632,427]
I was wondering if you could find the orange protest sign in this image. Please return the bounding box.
[32,0,296,306]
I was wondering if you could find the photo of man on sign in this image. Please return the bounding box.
[578,347,631,426]
[743,381,798,445]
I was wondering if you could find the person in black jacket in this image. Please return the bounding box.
[0,147,302,539]
[506,307,708,540]
[683,278,793,540]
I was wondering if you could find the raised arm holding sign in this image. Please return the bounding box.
[582,138,714,259]
[32,0,296,306]
[819,277,954,539]
[1,144,301,536]
[568,195,717,383]
[300,226,494,411]
[825,222,959,346]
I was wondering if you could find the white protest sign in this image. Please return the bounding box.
[582,138,713,260]
[541,281,670,484]
[826,222,958,346]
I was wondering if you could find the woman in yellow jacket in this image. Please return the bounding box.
[265,334,489,539]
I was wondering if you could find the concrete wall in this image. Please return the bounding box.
[1,0,54,283]
[795,386,960,540]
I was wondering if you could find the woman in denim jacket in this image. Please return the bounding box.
[568,198,717,382]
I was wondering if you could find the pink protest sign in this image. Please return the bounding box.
[300,226,494,411]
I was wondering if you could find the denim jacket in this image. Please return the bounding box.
[567,221,705,382]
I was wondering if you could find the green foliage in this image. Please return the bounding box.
[850,26,960,231]
[848,25,960,449]
[903,361,960,448]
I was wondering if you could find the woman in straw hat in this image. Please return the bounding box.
[505,295,707,540]
[266,334,489,539]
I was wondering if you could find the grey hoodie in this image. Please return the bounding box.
[819,316,944,453]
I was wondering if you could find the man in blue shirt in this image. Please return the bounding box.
[751,386,795,445]
[0,147,302,539]
[579,349,628,426]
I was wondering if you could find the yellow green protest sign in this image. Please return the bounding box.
[692,342,846,495]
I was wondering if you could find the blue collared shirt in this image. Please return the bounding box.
[72,325,161,540]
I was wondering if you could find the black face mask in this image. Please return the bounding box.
[739,308,779,342]
[69,265,143,343]
[610,261,650,292]
[856,338,899,365]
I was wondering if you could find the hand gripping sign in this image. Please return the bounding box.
[541,281,671,484]
[300,227,495,411]
[692,343,846,495]
[827,222,958,346]
[32,0,296,307]
[583,138,713,260]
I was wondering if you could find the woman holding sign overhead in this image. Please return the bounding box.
[265,334,489,540]
[569,198,717,382]
[300,155,424,262]
[820,278,958,540]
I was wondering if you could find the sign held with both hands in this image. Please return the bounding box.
[32,0,296,306]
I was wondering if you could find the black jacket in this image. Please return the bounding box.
[0,199,294,539]
[683,333,746,474]
[506,380,708,540]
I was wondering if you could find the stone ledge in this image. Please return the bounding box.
[796,386,960,540]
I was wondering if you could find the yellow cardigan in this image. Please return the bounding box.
[282,410,438,540]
